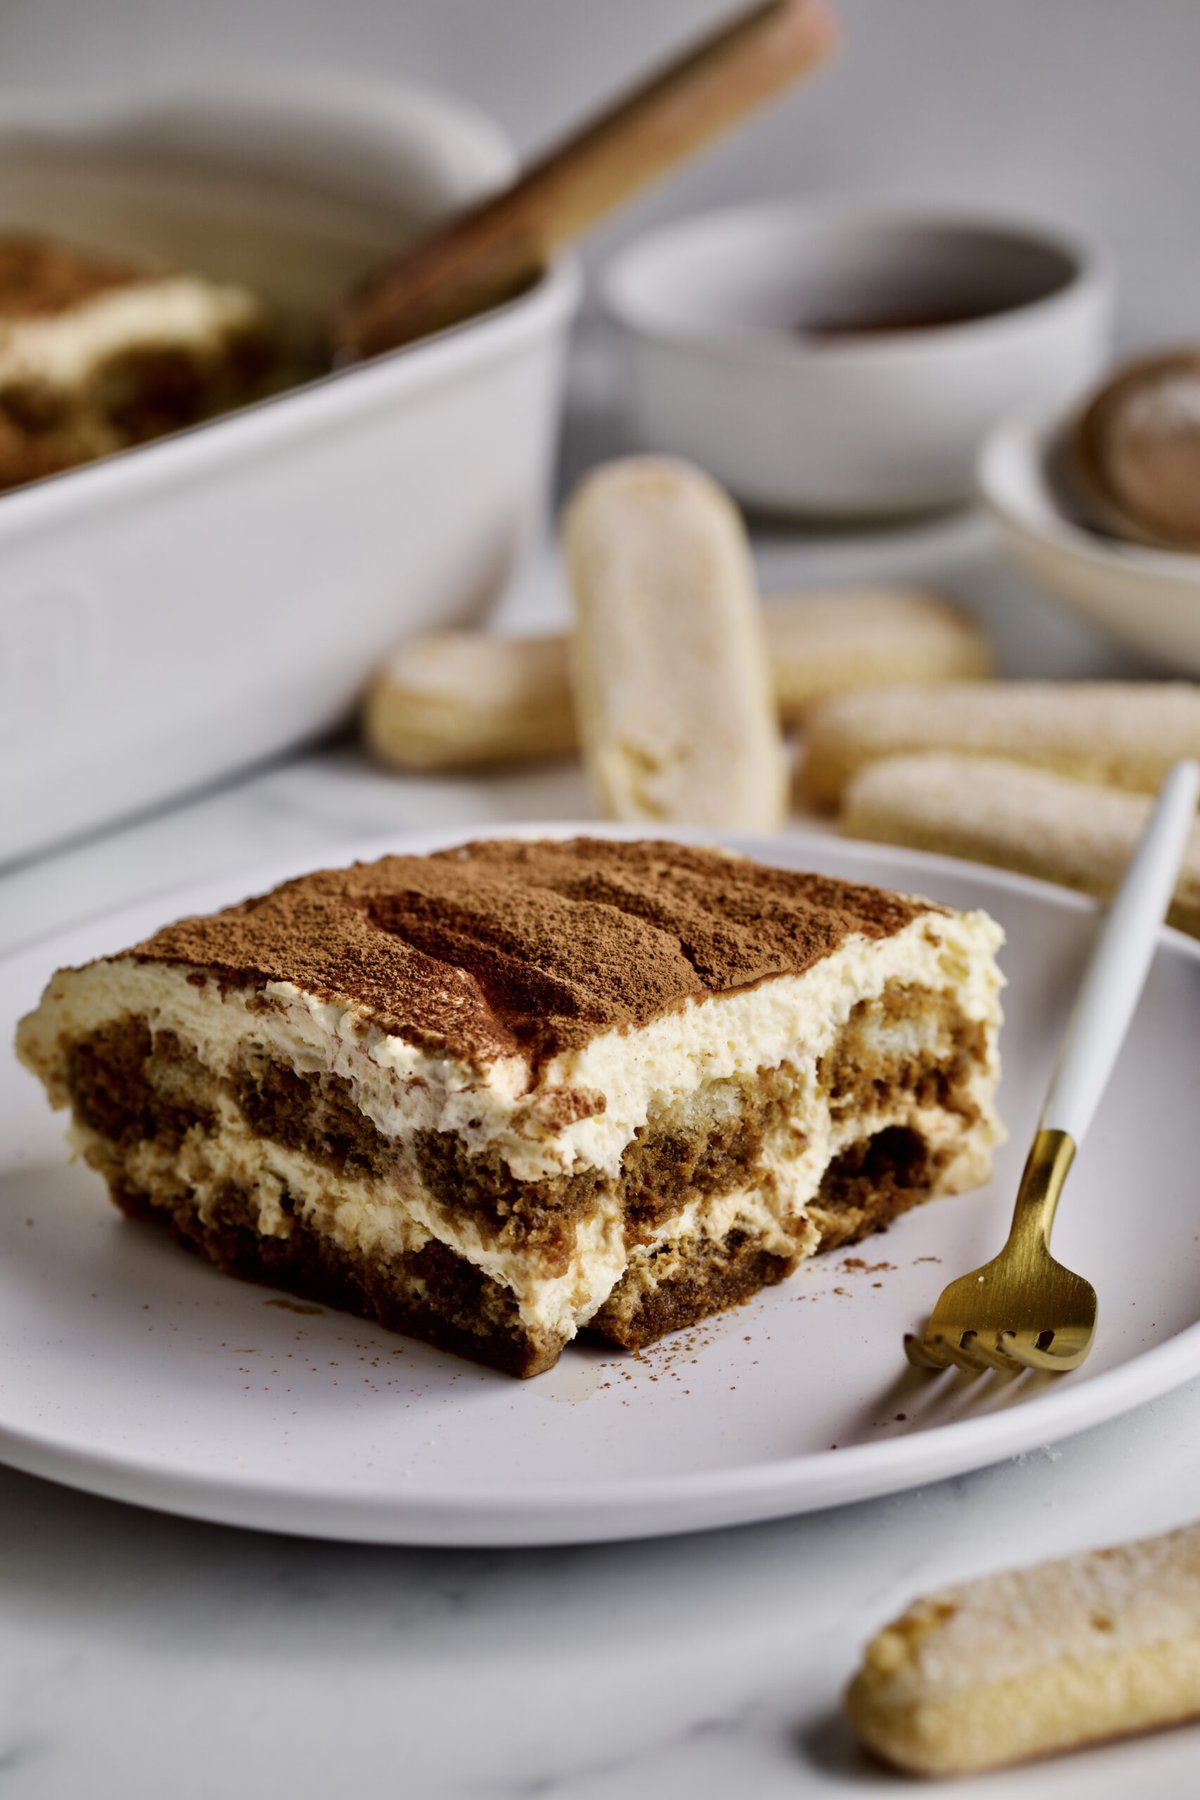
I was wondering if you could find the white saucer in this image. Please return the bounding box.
[979,407,1200,673]
[5,827,1200,1546]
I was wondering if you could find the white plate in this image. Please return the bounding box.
[979,407,1200,673]
[5,827,1200,1546]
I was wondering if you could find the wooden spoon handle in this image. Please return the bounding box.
[335,0,838,359]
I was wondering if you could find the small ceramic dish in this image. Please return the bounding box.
[602,201,1112,517]
[979,408,1200,675]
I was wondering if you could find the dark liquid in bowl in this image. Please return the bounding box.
[799,298,1026,339]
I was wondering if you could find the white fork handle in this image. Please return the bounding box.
[1041,757,1200,1142]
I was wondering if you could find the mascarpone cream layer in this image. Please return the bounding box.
[21,905,1004,1184]
[76,1086,983,1343]
[76,1109,811,1342]
[0,275,264,392]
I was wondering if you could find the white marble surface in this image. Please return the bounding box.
[5,497,1200,1798]
[0,1389,1198,1800]
[4,0,1200,1764]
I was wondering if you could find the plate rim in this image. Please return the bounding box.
[5,821,1200,1545]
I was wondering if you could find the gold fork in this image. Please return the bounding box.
[905,757,1200,1377]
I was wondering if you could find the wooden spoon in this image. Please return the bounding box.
[333,0,838,361]
[1069,349,1200,553]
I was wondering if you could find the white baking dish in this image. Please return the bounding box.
[0,78,579,865]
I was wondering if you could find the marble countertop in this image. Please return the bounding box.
[4,498,1199,1800]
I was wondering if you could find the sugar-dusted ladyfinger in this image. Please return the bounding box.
[802,680,1200,810]
[842,752,1200,937]
[364,631,575,771]
[766,586,991,719]
[563,457,785,829]
[363,592,992,775]
[847,1519,1200,1776]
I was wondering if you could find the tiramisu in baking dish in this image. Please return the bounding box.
[16,838,1004,1375]
[0,233,284,490]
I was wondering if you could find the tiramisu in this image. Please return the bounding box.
[17,838,1005,1376]
[0,233,284,492]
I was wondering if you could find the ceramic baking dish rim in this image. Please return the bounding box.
[0,257,582,541]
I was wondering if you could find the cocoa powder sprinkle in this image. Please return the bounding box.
[120,837,927,1068]
[0,233,143,320]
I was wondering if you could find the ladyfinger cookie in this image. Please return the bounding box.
[563,457,786,829]
[363,592,991,774]
[802,679,1200,810]
[766,586,991,719]
[842,752,1200,937]
[364,631,575,771]
[846,1519,1200,1776]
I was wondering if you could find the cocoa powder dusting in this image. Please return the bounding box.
[122,838,928,1068]
[0,234,143,320]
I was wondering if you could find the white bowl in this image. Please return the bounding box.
[979,408,1200,675]
[603,201,1112,517]
[0,78,580,865]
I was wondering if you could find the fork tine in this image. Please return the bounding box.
[996,1330,1089,1374]
[970,1335,1025,1376]
[906,1330,1007,1377]
[945,1330,1018,1375]
[903,1332,952,1371]
[994,1333,1044,1374]
[935,1342,988,1378]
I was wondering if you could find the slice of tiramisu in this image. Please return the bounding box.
[0,233,286,492]
[16,838,1004,1376]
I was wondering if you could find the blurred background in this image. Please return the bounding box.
[6,0,1200,892]
[6,0,1199,347]
[7,31,1200,1795]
